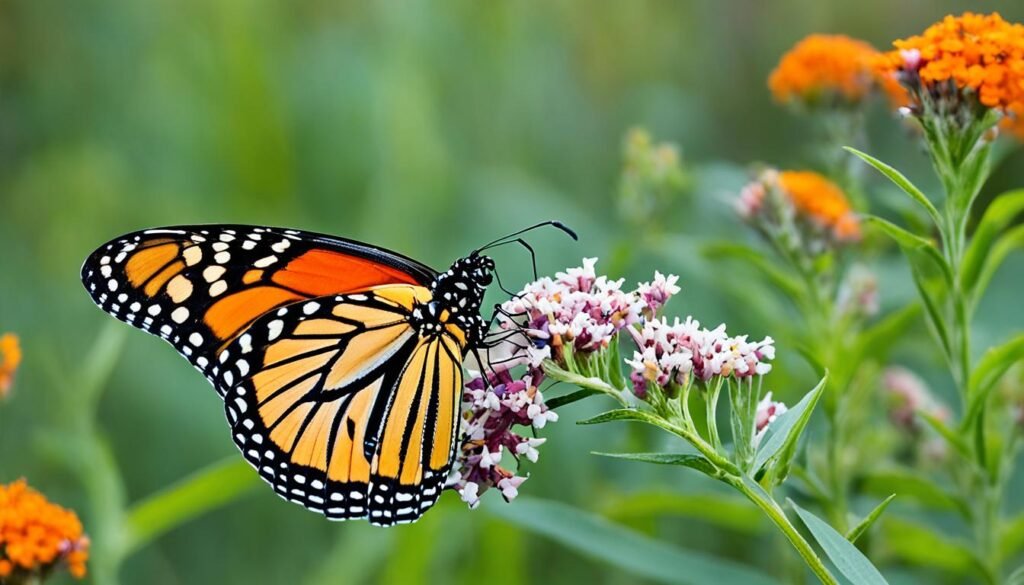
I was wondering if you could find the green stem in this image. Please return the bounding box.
[729,475,839,585]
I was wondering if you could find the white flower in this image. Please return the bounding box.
[754,392,788,445]
[459,482,481,509]
[480,446,503,469]
[515,437,547,463]
[497,476,527,501]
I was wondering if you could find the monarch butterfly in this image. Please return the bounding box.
[81,222,574,526]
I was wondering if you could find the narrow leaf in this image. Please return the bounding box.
[789,499,890,585]
[866,216,951,284]
[847,147,942,226]
[846,494,896,544]
[701,242,805,300]
[882,517,980,576]
[486,497,781,585]
[753,373,827,474]
[970,224,1024,310]
[965,334,1024,425]
[593,452,716,475]
[601,490,766,535]
[918,410,971,459]
[125,457,260,554]
[860,468,966,516]
[961,189,1024,294]
[546,388,600,410]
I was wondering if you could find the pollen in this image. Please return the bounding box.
[0,479,90,580]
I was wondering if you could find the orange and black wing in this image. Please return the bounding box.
[218,285,465,525]
[80,225,436,392]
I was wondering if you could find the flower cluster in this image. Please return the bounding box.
[619,127,689,224]
[882,366,950,432]
[877,12,1024,134]
[737,169,860,244]
[0,333,21,399]
[449,259,681,508]
[500,258,680,363]
[448,369,557,509]
[769,34,904,108]
[755,392,788,444]
[626,317,775,397]
[0,480,89,581]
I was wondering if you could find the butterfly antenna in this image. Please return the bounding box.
[475,220,577,253]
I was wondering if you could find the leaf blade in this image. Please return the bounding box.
[486,496,781,585]
[789,499,890,585]
[847,147,942,226]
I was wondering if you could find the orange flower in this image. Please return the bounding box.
[0,334,20,399]
[877,12,1024,131]
[778,171,861,241]
[0,480,89,581]
[769,34,903,107]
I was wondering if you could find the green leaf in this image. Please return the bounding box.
[853,305,921,365]
[789,499,889,585]
[124,457,260,555]
[961,189,1024,295]
[1006,565,1024,585]
[546,388,601,410]
[701,242,804,300]
[845,494,896,544]
[970,224,1024,312]
[999,513,1024,565]
[918,410,971,459]
[753,373,828,476]
[578,409,740,475]
[593,452,716,475]
[486,496,781,585]
[882,517,980,576]
[847,147,943,227]
[867,216,952,357]
[860,467,966,516]
[600,490,766,535]
[965,334,1024,425]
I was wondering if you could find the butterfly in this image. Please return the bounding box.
[80,222,573,526]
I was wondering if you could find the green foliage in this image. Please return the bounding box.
[790,499,888,585]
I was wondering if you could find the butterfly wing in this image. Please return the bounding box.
[218,285,464,525]
[81,225,436,390]
[82,226,467,525]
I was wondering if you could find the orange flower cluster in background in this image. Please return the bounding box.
[769,34,904,106]
[778,170,861,241]
[0,333,21,399]
[0,480,89,581]
[877,12,1024,128]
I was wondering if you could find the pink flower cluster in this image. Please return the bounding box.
[500,258,680,360]
[755,392,788,444]
[626,317,775,397]
[448,369,557,508]
[449,259,681,509]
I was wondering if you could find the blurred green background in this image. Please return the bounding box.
[3,1,1024,584]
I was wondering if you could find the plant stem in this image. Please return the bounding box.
[729,475,839,585]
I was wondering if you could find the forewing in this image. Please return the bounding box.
[80,225,436,388]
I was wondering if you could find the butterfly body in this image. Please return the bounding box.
[82,225,495,525]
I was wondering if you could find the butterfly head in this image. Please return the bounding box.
[414,254,494,347]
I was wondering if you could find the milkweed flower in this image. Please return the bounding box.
[876,12,1024,136]
[500,258,680,365]
[0,333,21,399]
[448,369,556,509]
[769,34,905,108]
[0,479,89,582]
[618,128,689,225]
[737,169,860,245]
[882,366,949,432]
[754,392,788,445]
[625,317,775,397]
[449,260,682,508]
